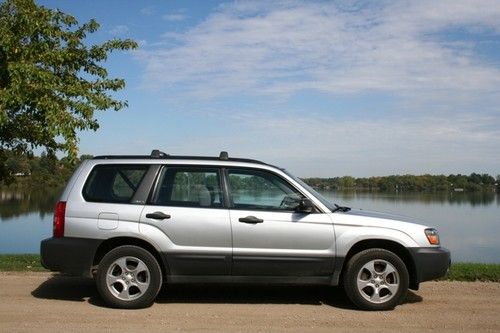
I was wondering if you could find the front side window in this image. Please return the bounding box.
[227,169,305,211]
[83,164,149,203]
[151,167,223,208]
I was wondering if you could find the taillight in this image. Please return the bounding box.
[53,201,66,238]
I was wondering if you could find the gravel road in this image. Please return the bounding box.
[0,272,499,332]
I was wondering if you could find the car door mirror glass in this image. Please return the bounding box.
[295,198,314,214]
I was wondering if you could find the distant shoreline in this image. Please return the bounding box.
[2,174,499,193]
[303,174,498,193]
[1,152,498,192]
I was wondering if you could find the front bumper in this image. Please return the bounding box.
[40,237,102,277]
[408,247,451,283]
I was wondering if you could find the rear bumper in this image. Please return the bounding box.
[409,247,451,283]
[40,237,102,277]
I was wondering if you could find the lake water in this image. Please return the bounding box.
[1,188,498,263]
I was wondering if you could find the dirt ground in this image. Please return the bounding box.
[0,272,499,332]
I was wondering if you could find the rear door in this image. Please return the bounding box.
[140,166,231,276]
[66,163,151,239]
[226,168,335,277]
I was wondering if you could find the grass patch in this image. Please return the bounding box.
[0,254,47,272]
[0,255,499,282]
[440,263,500,282]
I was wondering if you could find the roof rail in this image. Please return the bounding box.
[93,150,270,166]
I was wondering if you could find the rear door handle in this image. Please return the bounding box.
[239,216,264,224]
[146,211,171,220]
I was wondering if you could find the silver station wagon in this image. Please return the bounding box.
[41,150,450,310]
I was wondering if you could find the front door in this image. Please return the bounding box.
[140,166,231,276]
[226,168,335,277]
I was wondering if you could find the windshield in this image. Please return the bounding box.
[283,170,336,211]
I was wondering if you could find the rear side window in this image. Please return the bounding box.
[83,164,149,203]
[151,167,223,208]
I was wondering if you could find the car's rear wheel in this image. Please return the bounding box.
[96,245,162,309]
[343,248,409,310]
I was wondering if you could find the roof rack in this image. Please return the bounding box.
[92,150,268,165]
[219,151,229,160]
[150,149,168,158]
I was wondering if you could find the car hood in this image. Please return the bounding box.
[340,208,426,225]
[329,207,433,234]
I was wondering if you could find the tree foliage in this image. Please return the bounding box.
[1,149,92,187]
[0,0,137,180]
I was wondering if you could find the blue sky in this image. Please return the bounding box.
[39,0,500,177]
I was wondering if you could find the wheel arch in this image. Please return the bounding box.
[335,239,419,290]
[93,237,169,279]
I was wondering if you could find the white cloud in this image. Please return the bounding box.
[140,6,155,16]
[162,13,187,22]
[135,0,500,98]
[108,25,129,36]
[128,0,500,176]
[160,110,500,177]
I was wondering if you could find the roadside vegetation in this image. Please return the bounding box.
[1,254,499,282]
[0,254,46,272]
[440,263,500,282]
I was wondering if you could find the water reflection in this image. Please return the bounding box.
[0,188,61,220]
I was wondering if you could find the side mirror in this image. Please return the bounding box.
[295,198,314,214]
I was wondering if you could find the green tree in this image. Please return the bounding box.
[338,176,356,189]
[79,154,94,161]
[0,0,137,181]
[5,151,30,174]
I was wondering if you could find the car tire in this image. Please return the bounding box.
[343,248,409,311]
[96,245,162,309]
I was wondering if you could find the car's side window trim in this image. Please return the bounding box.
[147,164,227,209]
[131,164,161,205]
[223,166,319,213]
[221,168,232,208]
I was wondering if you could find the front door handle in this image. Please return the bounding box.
[146,211,171,220]
[239,216,264,224]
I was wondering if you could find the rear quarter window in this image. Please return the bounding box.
[83,164,149,203]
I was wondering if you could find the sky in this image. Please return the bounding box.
[38,0,500,177]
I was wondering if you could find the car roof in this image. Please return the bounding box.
[92,150,280,169]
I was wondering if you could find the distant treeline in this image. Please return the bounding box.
[0,150,93,189]
[1,151,498,192]
[303,174,499,192]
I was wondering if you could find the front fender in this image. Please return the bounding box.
[334,224,419,257]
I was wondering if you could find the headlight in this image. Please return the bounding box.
[425,228,440,245]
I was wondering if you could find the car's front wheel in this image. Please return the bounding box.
[96,245,162,309]
[343,248,409,310]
